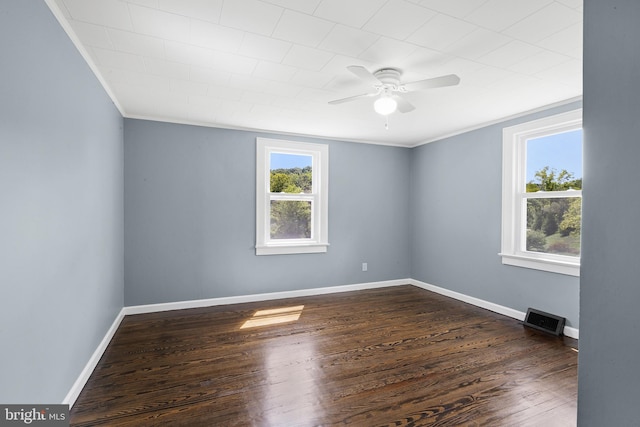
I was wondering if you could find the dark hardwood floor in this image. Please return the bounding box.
[70,285,578,426]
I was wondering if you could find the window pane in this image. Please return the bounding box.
[526,197,581,256]
[270,153,312,194]
[270,200,312,239]
[526,129,582,192]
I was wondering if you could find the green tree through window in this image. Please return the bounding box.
[525,167,581,256]
[269,161,313,240]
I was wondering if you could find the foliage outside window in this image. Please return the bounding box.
[501,110,582,276]
[256,138,328,255]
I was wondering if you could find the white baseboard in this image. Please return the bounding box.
[409,279,579,339]
[63,308,125,407]
[123,279,411,315]
[67,277,578,407]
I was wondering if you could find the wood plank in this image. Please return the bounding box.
[70,285,577,426]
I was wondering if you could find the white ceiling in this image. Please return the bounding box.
[46,0,583,147]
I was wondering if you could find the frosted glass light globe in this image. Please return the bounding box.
[374,96,397,115]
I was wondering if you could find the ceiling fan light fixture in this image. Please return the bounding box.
[374,95,397,116]
[329,65,459,117]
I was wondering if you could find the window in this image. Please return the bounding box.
[501,110,582,276]
[256,138,328,255]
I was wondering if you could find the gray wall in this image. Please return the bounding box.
[124,120,411,305]
[579,0,640,424]
[410,101,582,329]
[0,2,124,403]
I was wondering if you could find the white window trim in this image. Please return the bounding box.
[500,109,582,276]
[256,137,329,256]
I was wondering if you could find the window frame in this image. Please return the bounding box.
[256,137,329,256]
[500,109,582,276]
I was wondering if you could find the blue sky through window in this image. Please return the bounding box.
[526,129,583,183]
[270,152,312,170]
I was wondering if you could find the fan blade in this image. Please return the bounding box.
[347,65,381,86]
[328,92,377,105]
[393,95,415,113]
[402,74,460,92]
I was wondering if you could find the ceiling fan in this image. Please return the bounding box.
[329,65,460,116]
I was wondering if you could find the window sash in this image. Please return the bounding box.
[268,195,316,241]
[515,192,581,257]
[519,190,582,199]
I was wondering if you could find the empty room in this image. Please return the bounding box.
[1,0,638,426]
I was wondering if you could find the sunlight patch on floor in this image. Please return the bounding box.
[240,305,305,329]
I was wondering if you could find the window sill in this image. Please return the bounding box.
[499,253,580,277]
[256,243,329,256]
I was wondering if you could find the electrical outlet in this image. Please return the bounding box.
[362,262,368,272]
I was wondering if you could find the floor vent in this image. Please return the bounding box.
[524,308,565,336]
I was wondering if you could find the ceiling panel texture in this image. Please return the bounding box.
[46,0,583,146]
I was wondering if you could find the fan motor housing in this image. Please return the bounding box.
[374,68,402,87]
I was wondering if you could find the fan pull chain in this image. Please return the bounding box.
[384,115,389,130]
